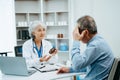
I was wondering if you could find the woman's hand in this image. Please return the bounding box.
[40,55,51,62]
[57,67,70,74]
[39,48,58,62]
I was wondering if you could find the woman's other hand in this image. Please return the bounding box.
[40,55,51,62]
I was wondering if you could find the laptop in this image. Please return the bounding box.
[0,57,36,76]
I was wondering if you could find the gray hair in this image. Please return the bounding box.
[28,21,47,37]
[77,15,97,34]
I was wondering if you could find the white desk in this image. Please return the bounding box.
[0,70,85,80]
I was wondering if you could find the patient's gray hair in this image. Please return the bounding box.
[77,15,97,34]
[28,21,46,37]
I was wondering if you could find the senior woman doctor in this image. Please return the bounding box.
[22,21,58,67]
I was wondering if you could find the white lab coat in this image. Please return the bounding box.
[22,39,58,67]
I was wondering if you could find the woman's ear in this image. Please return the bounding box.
[31,32,35,39]
[32,32,35,35]
[31,34,35,39]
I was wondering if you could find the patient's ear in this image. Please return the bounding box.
[81,30,89,39]
[81,30,87,36]
[85,30,89,36]
[84,30,91,39]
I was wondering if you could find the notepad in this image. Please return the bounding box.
[40,64,59,72]
[32,64,59,73]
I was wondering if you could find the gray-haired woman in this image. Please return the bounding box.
[22,21,58,67]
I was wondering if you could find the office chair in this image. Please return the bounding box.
[14,45,22,57]
[0,52,8,56]
[108,57,120,80]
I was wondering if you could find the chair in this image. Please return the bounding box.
[14,45,22,57]
[108,57,120,80]
[0,52,8,56]
[0,51,12,56]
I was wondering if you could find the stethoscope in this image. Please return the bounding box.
[32,39,43,58]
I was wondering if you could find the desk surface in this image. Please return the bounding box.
[0,63,86,80]
[0,70,85,80]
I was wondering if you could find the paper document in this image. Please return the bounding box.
[32,64,60,73]
[39,64,59,72]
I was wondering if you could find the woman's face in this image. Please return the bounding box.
[32,24,46,40]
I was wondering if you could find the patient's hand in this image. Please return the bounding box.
[57,67,70,74]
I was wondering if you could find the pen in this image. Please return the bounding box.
[31,66,42,72]
[41,69,58,73]
[39,65,45,69]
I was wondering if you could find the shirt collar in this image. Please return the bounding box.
[87,34,100,45]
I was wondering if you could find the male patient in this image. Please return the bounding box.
[57,15,114,80]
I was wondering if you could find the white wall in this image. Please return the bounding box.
[72,0,120,57]
[93,0,120,57]
[71,0,94,53]
[0,0,16,56]
[0,0,120,57]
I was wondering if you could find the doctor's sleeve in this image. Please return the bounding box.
[22,43,40,67]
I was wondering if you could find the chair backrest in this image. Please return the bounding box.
[14,45,22,57]
[108,57,120,80]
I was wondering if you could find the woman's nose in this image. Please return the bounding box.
[41,31,45,35]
